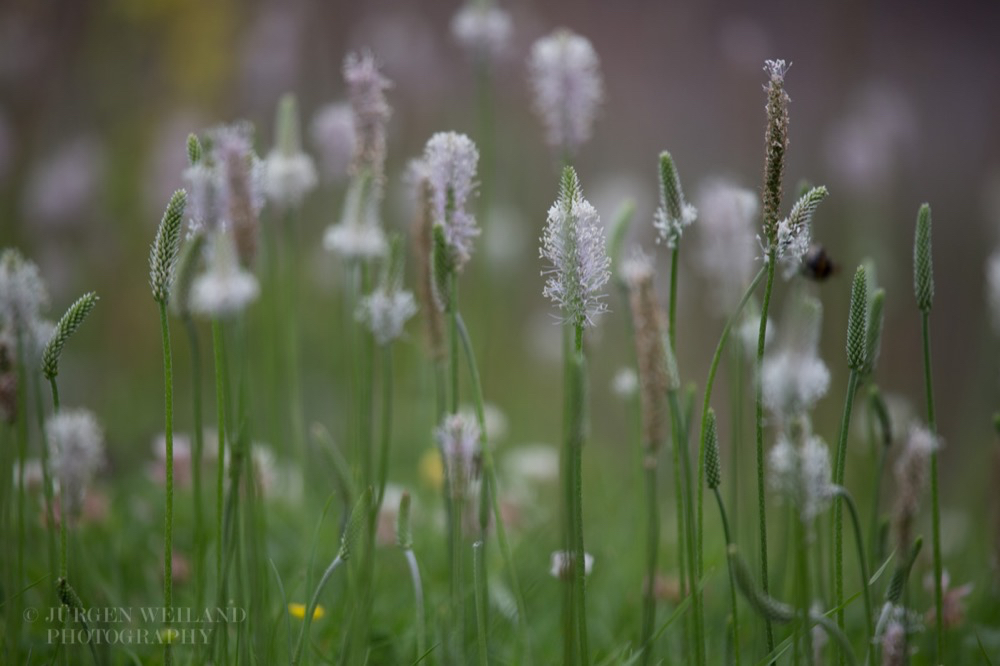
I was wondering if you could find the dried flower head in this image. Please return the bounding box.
[344,51,392,179]
[310,102,356,182]
[189,231,260,318]
[540,167,612,328]
[695,180,759,312]
[652,151,697,249]
[424,132,480,270]
[528,28,603,156]
[47,408,104,519]
[435,413,481,500]
[451,2,512,61]
[211,123,264,266]
[262,94,317,208]
[549,550,594,580]
[0,248,49,333]
[623,248,669,451]
[893,424,938,552]
[762,59,790,245]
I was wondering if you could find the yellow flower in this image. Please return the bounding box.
[157,627,180,643]
[288,603,325,621]
[419,448,444,490]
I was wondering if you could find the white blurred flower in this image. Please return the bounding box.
[310,103,356,182]
[612,367,639,398]
[504,444,559,484]
[768,431,833,521]
[762,297,828,419]
[540,168,611,328]
[190,231,260,318]
[695,180,759,312]
[424,132,480,269]
[436,413,481,500]
[549,550,594,580]
[451,3,512,61]
[458,402,508,443]
[528,28,602,156]
[47,408,104,518]
[356,288,417,345]
[0,249,48,333]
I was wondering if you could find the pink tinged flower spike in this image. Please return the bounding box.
[344,51,392,180]
[528,28,603,157]
[189,230,260,319]
[435,413,481,501]
[47,408,104,520]
[262,93,317,209]
[540,166,612,329]
[451,2,513,62]
[210,122,265,266]
[310,102,356,183]
[423,132,480,270]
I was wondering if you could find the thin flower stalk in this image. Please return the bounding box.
[149,190,187,666]
[833,265,869,652]
[913,203,944,659]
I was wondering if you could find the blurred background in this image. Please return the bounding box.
[2,0,1000,602]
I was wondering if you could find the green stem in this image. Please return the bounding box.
[920,311,944,658]
[668,246,679,354]
[450,276,460,414]
[640,457,659,666]
[281,209,307,468]
[868,433,887,572]
[571,324,590,664]
[451,495,466,663]
[375,344,393,512]
[473,540,489,666]
[211,320,228,593]
[292,555,344,666]
[183,316,206,613]
[34,374,56,577]
[794,512,812,665]
[832,369,860,655]
[833,486,874,665]
[456,313,531,662]
[670,388,701,666]
[404,549,427,662]
[754,255,777,654]
[695,265,766,658]
[730,340,744,545]
[158,302,175,666]
[713,487,741,666]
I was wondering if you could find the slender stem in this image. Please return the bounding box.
[571,324,590,664]
[158,302,175,666]
[670,388,701,666]
[695,265,766,659]
[473,541,489,666]
[292,555,344,666]
[456,313,531,662]
[668,245,680,354]
[183,316,206,613]
[794,512,813,665]
[920,311,944,658]
[754,255,777,653]
[832,369,860,654]
[451,495,466,662]
[868,432,887,571]
[811,614,860,666]
[713,487,741,666]
[34,374,56,576]
[405,549,427,661]
[281,208,307,468]
[375,344,393,512]
[211,320,228,590]
[450,276,460,414]
[833,486,874,664]
[640,456,659,666]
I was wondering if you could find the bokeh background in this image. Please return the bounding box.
[3,0,1000,651]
